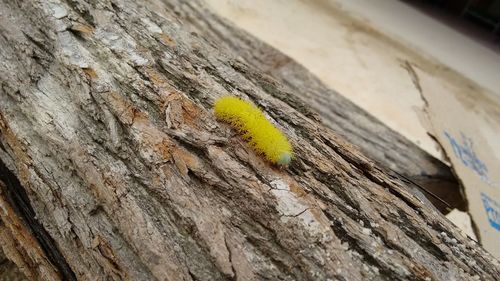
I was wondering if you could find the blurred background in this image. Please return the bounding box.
[206,0,500,258]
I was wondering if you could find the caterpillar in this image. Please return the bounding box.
[214,96,293,165]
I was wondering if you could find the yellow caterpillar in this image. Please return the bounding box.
[214,96,293,165]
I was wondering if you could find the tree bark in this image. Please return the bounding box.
[0,0,498,280]
[0,247,26,281]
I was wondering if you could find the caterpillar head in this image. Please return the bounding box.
[277,152,292,166]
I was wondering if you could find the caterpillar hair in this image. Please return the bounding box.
[214,96,293,165]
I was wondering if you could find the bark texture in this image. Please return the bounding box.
[0,248,26,281]
[0,0,498,280]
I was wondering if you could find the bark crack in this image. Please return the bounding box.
[0,159,76,281]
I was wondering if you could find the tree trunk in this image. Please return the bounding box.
[0,0,498,280]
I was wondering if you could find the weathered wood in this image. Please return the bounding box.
[0,0,498,280]
[0,161,74,280]
[0,247,26,281]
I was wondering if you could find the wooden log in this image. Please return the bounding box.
[0,0,497,280]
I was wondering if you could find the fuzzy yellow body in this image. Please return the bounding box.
[214,96,293,165]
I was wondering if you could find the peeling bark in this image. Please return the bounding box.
[0,0,498,280]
